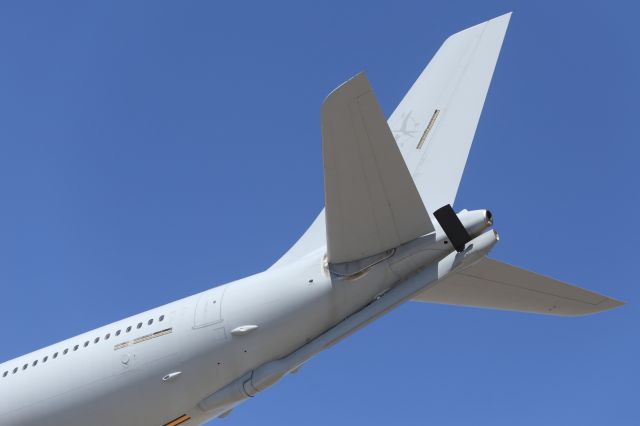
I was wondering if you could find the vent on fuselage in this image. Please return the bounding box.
[113,327,172,351]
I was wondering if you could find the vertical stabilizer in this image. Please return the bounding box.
[389,13,511,213]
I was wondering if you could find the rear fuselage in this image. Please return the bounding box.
[0,222,496,426]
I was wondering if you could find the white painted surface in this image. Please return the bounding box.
[413,257,623,315]
[321,72,433,263]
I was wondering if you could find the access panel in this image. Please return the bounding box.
[193,285,226,328]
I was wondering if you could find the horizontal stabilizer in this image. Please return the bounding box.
[413,257,623,316]
[322,73,434,264]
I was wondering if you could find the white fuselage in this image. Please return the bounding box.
[0,222,497,426]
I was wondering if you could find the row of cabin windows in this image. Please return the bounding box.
[1,315,165,379]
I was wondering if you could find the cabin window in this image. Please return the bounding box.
[63,349,69,355]
[126,326,132,333]
[22,364,27,370]
[94,337,100,344]
[53,352,58,359]
[159,315,165,322]
[32,360,37,367]
[116,330,121,336]
[105,333,111,340]
[73,345,79,351]
[148,319,153,326]
[2,371,7,378]
[83,341,89,348]
[12,367,18,374]
[43,356,48,363]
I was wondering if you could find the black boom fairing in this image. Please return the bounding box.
[433,204,472,252]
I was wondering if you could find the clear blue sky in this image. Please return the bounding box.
[0,1,637,425]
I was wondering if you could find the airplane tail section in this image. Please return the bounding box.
[268,14,623,317]
[321,73,434,264]
[271,14,512,270]
[412,257,624,316]
[388,13,511,213]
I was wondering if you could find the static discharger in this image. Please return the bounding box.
[416,109,440,149]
